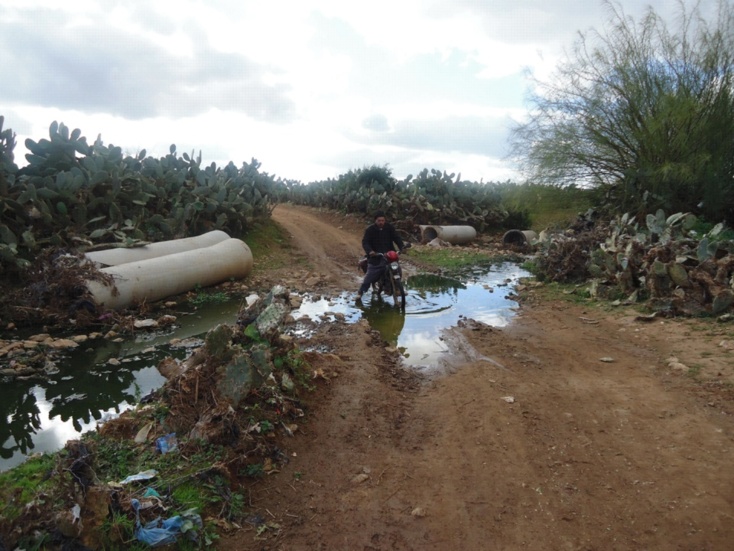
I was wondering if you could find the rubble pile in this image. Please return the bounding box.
[0,285,331,549]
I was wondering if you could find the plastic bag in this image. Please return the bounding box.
[155,433,178,454]
[131,499,203,547]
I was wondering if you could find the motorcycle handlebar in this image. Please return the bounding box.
[371,243,410,258]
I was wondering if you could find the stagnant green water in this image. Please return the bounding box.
[1,262,529,472]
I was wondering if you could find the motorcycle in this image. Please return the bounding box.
[358,245,409,308]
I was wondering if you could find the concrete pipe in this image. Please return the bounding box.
[85,230,231,267]
[419,225,477,245]
[502,229,537,246]
[86,238,253,310]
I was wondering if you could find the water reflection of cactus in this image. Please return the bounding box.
[405,273,466,295]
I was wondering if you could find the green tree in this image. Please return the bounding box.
[511,0,734,224]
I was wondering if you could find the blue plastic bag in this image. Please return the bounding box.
[131,498,202,547]
[155,433,178,454]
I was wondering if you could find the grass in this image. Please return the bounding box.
[0,453,56,523]
[189,288,230,306]
[687,364,704,379]
[241,217,293,272]
[408,246,497,271]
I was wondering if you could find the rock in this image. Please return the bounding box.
[55,505,82,538]
[428,237,450,247]
[29,333,51,342]
[256,302,290,338]
[71,334,89,344]
[305,276,320,286]
[351,473,370,484]
[281,372,295,392]
[48,339,79,350]
[205,324,235,361]
[158,357,184,379]
[157,314,177,326]
[667,357,689,372]
[134,319,159,329]
[411,507,427,518]
[217,352,260,408]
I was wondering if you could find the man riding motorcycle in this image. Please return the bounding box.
[356,210,405,302]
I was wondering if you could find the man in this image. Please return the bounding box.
[357,210,405,301]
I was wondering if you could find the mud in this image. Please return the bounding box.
[213,204,734,550]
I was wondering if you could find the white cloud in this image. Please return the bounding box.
[0,0,705,183]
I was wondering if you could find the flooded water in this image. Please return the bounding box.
[0,299,242,472]
[297,262,529,369]
[1,262,528,472]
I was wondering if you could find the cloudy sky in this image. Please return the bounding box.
[1,0,693,183]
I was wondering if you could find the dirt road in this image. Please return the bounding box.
[222,204,734,550]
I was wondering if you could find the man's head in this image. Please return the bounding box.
[374,210,386,229]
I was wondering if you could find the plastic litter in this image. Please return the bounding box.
[143,487,162,498]
[119,469,158,485]
[155,433,178,454]
[134,422,154,443]
[131,499,203,547]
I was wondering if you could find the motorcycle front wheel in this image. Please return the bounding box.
[388,277,406,309]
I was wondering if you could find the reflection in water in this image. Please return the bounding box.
[1,298,242,472]
[2,264,527,472]
[355,299,406,347]
[297,262,529,370]
[397,262,528,369]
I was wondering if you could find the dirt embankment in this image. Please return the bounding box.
[226,204,733,550]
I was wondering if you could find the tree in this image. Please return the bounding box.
[510,0,734,224]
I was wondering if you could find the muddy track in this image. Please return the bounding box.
[220,204,734,550]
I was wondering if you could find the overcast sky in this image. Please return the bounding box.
[1,0,697,183]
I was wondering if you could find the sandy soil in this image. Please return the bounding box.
[220,204,734,550]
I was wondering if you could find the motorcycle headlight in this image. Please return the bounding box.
[390,262,399,270]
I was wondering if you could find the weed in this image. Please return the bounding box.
[101,510,136,549]
[172,483,209,511]
[189,289,230,306]
[408,247,493,271]
[85,434,139,481]
[520,259,539,275]
[687,364,703,379]
[242,218,293,272]
[275,349,313,390]
[224,492,246,520]
[0,453,55,522]
[244,463,265,478]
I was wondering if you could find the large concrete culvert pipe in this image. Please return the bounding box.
[419,225,477,245]
[86,238,253,310]
[502,229,537,246]
[85,230,230,267]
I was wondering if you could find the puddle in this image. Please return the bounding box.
[362,262,528,370]
[293,262,529,370]
[1,263,528,472]
[0,298,242,472]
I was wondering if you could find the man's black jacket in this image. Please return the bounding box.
[362,223,405,265]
